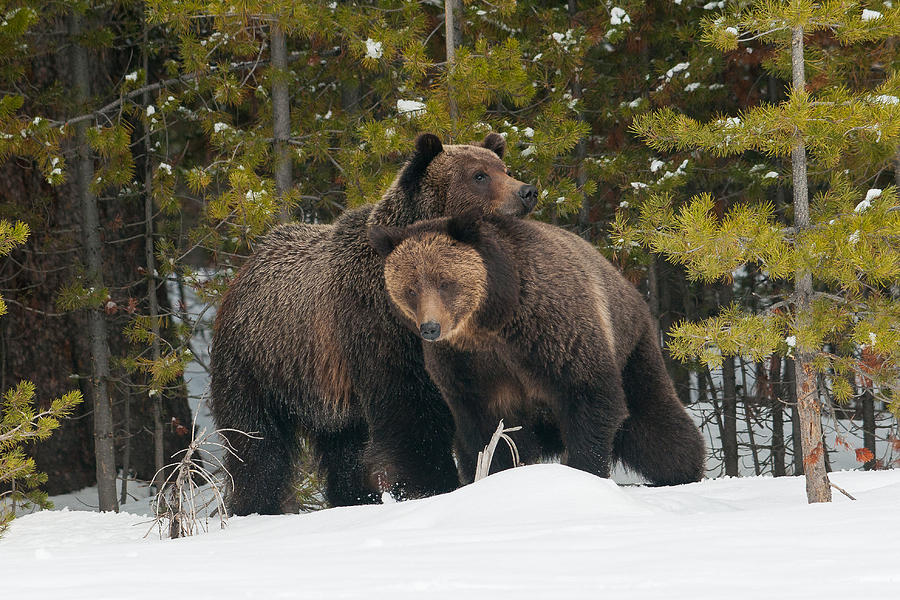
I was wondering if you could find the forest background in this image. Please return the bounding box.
[1,0,898,518]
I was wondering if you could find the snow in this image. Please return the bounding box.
[364,38,382,59]
[4,465,900,599]
[861,9,883,20]
[870,94,898,105]
[610,7,631,26]
[397,99,426,116]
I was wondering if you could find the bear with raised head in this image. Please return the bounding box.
[210,133,538,514]
[369,212,705,485]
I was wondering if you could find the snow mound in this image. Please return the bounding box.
[3,467,900,599]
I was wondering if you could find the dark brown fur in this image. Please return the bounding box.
[210,134,538,514]
[370,214,706,485]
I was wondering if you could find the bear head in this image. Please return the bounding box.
[369,212,519,343]
[368,133,538,227]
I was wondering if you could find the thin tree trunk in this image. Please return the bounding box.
[142,15,165,493]
[862,389,877,470]
[894,147,900,189]
[770,356,786,476]
[722,356,739,476]
[567,0,589,232]
[718,283,739,476]
[271,20,292,222]
[120,393,130,505]
[740,358,761,476]
[790,25,831,503]
[70,12,118,513]
[703,367,727,476]
[444,0,459,132]
[784,359,803,475]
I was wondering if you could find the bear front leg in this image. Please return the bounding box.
[557,380,628,480]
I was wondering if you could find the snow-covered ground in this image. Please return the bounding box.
[4,464,898,599]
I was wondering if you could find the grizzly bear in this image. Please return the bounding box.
[369,212,705,485]
[210,133,538,514]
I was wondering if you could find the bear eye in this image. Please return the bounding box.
[406,287,418,299]
[473,171,487,182]
[439,280,451,291]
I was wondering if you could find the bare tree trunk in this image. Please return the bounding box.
[741,358,761,476]
[703,367,727,476]
[271,20,292,222]
[895,147,900,189]
[70,12,118,513]
[784,359,803,475]
[142,15,165,493]
[120,393,130,505]
[862,389,877,470]
[718,283,739,476]
[444,0,459,132]
[722,355,739,476]
[770,357,786,476]
[790,25,831,503]
[567,0,589,232]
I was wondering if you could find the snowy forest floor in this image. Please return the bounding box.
[3,464,898,599]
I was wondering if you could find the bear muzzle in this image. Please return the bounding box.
[419,320,442,341]
[518,184,538,212]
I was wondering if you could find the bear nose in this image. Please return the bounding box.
[420,321,441,341]
[518,184,538,210]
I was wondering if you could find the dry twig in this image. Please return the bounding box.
[474,420,523,482]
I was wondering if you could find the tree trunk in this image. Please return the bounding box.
[271,20,292,222]
[862,390,877,470]
[70,12,118,513]
[741,359,761,476]
[770,357,786,476]
[567,0,589,232]
[790,25,831,503]
[721,355,739,476]
[784,359,804,475]
[718,283,739,476]
[142,14,166,493]
[444,0,459,131]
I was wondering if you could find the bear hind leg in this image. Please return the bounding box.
[313,422,380,507]
[221,404,300,516]
[615,331,705,486]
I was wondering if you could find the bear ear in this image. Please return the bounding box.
[446,210,482,246]
[415,132,444,160]
[368,225,406,259]
[481,132,506,159]
[398,133,444,196]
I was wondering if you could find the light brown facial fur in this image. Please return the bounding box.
[437,146,537,218]
[384,232,488,342]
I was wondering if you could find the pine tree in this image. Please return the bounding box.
[624,0,900,502]
[0,222,82,534]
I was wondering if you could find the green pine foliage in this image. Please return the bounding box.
[623,0,900,415]
[0,381,83,534]
[0,223,83,534]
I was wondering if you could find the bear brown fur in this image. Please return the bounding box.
[210,133,538,514]
[369,212,706,485]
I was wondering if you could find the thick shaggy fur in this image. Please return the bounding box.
[210,134,537,514]
[370,214,706,485]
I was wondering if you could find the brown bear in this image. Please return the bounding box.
[369,212,705,485]
[210,133,538,514]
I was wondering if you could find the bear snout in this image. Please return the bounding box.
[518,184,538,211]
[419,321,442,341]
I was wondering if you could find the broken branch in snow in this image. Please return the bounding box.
[474,420,523,482]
